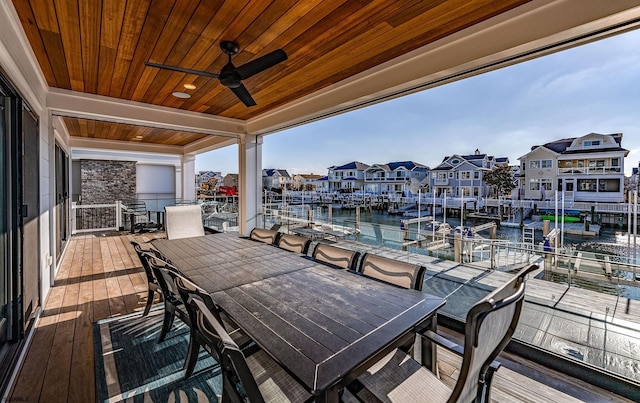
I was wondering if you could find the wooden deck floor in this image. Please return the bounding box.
[6,232,633,402]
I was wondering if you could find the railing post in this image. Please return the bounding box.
[490,242,495,269]
[115,201,122,230]
[71,202,77,235]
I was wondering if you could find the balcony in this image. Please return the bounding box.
[5,230,636,402]
[558,166,622,175]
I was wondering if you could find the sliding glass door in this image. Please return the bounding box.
[0,73,40,389]
[0,94,8,347]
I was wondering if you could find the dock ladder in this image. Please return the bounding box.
[522,226,535,247]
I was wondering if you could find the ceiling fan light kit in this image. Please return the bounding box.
[146,41,287,107]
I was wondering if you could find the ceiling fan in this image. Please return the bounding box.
[145,41,287,107]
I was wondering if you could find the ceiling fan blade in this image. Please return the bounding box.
[236,49,287,80]
[145,62,220,79]
[230,83,257,107]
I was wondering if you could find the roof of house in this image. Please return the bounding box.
[534,133,626,154]
[298,174,322,179]
[331,161,370,170]
[264,169,291,177]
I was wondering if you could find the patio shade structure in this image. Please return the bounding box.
[1,0,640,395]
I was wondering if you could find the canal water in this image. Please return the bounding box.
[308,206,640,299]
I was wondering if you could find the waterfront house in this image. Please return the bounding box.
[315,176,330,193]
[518,133,628,203]
[262,168,293,191]
[197,171,223,190]
[429,150,509,198]
[222,173,239,189]
[1,1,639,401]
[293,173,323,191]
[327,161,370,193]
[364,161,430,195]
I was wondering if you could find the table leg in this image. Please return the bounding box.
[416,314,438,375]
[316,388,340,403]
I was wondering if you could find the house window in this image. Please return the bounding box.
[598,179,620,192]
[460,172,471,179]
[474,171,480,179]
[530,159,553,169]
[529,179,551,191]
[584,140,601,147]
[611,158,619,166]
[577,179,597,191]
[448,172,454,178]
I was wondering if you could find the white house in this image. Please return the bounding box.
[327,162,370,192]
[363,161,430,195]
[519,133,628,203]
[262,169,293,190]
[429,150,508,198]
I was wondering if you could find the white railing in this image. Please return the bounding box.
[72,201,122,234]
[558,166,622,175]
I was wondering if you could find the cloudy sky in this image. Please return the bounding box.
[196,29,640,176]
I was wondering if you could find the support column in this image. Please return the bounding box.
[176,155,196,202]
[238,135,262,235]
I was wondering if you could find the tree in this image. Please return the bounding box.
[483,164,516,197]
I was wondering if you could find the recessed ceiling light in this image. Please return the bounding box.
[172,91,191,99]
[183,83,196,90]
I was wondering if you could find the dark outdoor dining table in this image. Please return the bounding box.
[152,233,445,402]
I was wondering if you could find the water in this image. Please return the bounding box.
[305,206,640,299]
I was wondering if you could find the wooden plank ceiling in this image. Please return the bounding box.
[62,117,210,146]
[13,0,530,145]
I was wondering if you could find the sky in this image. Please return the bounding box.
[196,29,640,176]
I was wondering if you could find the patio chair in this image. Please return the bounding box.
[189,296,311,403]
[248,227,281,244]
[358,253,426,291]
[131,241,169,316]
[312,243,361,270]
[276,233,311,254]
[164,205,205,240]
[166,270,252,379]
[141,252,191,343]
[352,264,537,403]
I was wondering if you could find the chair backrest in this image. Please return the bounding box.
[249,227,281,245]
[131,241,168,283]
[450,264,537,403]
[312,243,360,270]
[276,234,311,254]
[165,205,205,240]
[190,297,265,403]
[358,253,425,291]
[140,252,184,302]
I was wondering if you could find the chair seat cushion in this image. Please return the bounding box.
[246,350,311,402]
[356,349,451,403]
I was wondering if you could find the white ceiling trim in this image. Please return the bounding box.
[71,147,183,166]
[69,136,184,156]
[247,0,640,136]
[47,88,246,138]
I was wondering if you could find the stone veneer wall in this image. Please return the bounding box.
[79,160,136,230]
[80,159,136,204]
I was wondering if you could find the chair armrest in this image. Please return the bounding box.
[420,330,464,356]
[419,330,501,372]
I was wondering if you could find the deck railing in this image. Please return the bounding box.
[72,202,122,234]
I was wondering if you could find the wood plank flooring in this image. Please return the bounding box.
[6,232,634,402]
